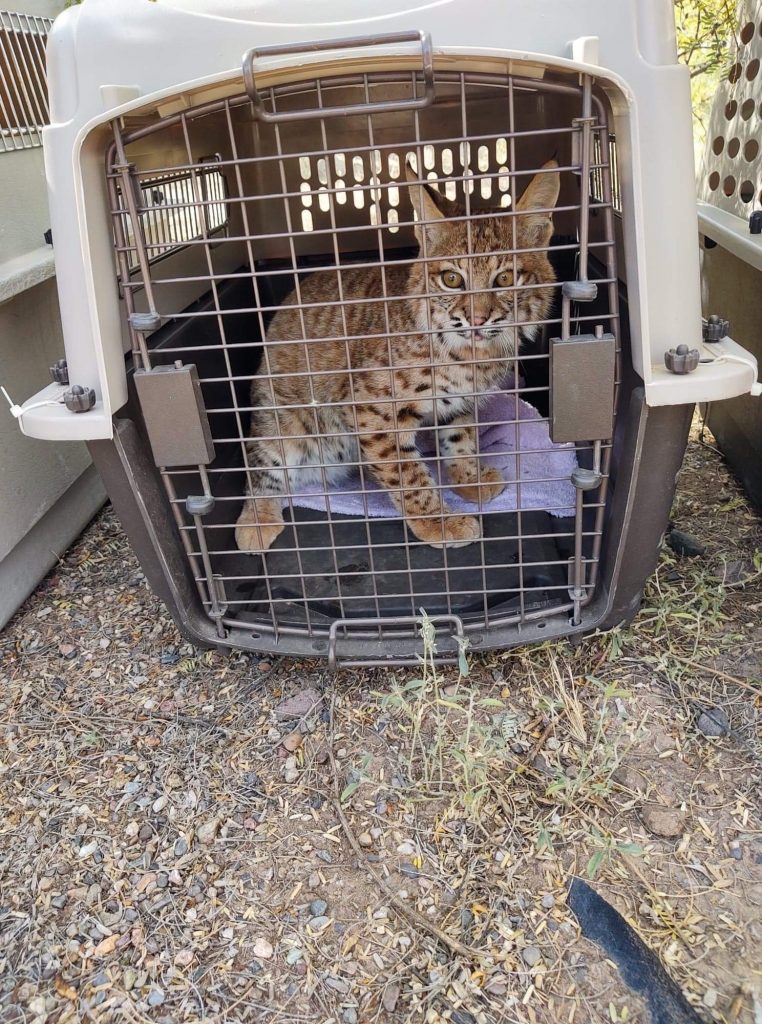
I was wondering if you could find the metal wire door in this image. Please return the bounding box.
[107,57,620,664]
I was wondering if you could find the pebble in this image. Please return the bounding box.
[174,949,194,967]
[521,946,542,967]
[546,737,561,750]
[542,894,556,909]
[197,819,220,845]
[285,948,303,965]
[123,968,137,991]
[343,1009,358,1024]
[310,899,328,917]
[284,768,299,784]
[309,915,331,931]
[640,803,686,839]
[400,862,419,878]
[147,988,165,1007]
[152,795,168,813]
[666,528,705,558]
[274,688,323,722]
[92,972,109,988]
[382,982,401,1013]
[358,833,373,848]
[59,643,77,659]
[452,1012,476,1024]
[266,727,282,743]
[703,988,719,1009]
[308,872,321,888]
[484,977,508,996]
[155,874,168,889]
[78,841,98,860]
[697,707,730,738]
[730,841,742,860]
[325,976,349,994]
[316,849,332,863]
[138,824,152,842]
[397,842,416,856]
[252,937,274,960]
[51,895,67,909]
[174,837,189,857]
[282,732,303,752]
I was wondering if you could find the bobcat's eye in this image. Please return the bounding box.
[494,270,513,289]
[440,270,465,290]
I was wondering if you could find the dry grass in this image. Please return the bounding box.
[1,416,760,1024]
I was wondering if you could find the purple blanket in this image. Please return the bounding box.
[286,390,578,519]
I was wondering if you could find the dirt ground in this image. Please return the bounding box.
[1,417,761,1024]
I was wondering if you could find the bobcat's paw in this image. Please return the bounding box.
[449,465,505,504]
[235,520,284,553]
[409,513,481,549]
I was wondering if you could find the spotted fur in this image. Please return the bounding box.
[236,161,560,552]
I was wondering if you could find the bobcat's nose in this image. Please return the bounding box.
[472,316,487,327]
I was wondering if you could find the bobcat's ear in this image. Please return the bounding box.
[515,160,560,249]
[405,159,446,251]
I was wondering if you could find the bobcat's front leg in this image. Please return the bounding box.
[439,413,505,504]
[357,402,480,549]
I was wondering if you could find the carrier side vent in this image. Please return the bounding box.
[0,9,53,152]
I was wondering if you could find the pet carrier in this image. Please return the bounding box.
[19,0,759,667]
[697,0,762,509]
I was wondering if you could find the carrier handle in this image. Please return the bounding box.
[242,30,434,122]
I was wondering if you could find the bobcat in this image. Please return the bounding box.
[235,160,560,552]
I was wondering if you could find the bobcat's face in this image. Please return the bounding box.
[406,161,561,357]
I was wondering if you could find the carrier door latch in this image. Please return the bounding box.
[549,329,616,444]
[327,613,465,671]
[134,361,215,468]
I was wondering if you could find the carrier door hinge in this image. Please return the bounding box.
[134,362,215,468]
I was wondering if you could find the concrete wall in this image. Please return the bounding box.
[0,0,106,629]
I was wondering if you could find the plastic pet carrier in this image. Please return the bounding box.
[697,0,762,509]
[20,0,760,667]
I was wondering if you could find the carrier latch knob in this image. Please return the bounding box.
[749,211,762,235]
[571,467,602,491]
[63,384,96,413]
[664,344,700,375]
[562,280,598,303]
[129,312,162,333]
[186,495,215,516]
[50,359,69,385]
[702,315,729,343]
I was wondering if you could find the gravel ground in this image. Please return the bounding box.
[1,418,761,1024]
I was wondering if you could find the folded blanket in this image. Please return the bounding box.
[286,389,578,519]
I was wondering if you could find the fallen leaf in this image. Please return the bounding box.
[94,933,119,957]
[54,977,78,1001]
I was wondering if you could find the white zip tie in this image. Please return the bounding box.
[701,349,762,397]
[1,385,65,420]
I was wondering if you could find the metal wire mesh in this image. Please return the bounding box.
[107,65,621,662]
[0,9,52,152]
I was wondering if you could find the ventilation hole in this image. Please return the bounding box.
[316,158,328,186]
[495,137,508,164]
[725,99,738,119]
[480,175,493,199]
[745,139,759,161]
[427,171,438,184]
[352,156,365,182]
[299,181,312,208]
[708,170,720,190]
[423,144,436,170]
[299,156,311,179]
[444,180,457,201]
[388,208,399,233]
[723,174,736,196]
[353,187,364,209]
[742,98,755,120]
[369,204,379,226]
[464,171,474,195]
[712,136,725,155]
[318,188,330,213]
[441,147,453,174]
[335,179,346,205]
[747,58,760,80]
[301,209,313,231]
[741,21,756,44]
[388,184,399,207]
[740,180,755,202]
[728,62,743,83]
[498,166,510,192]
[728,137,741,158]
[334,152,346,177]
[477,145,490,172]
[406,152,418,174]
[500,193,511,208]
[459,141,471,167]
[371,149,382,176]
[387,152,400,179]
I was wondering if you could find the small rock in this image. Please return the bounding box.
[343,1009,358,1024]
[174,837,189,857]
[666,529,705,558]
[252,937,274,960]
[382,982,401,1013]
[612,766,648,794]
[484,976,508,996]
[730,841,742,860]
[274,688,323,722]
[78,841,98,860]
[123,968,137,991]
[308,872,321,888]
[697,707,730,738]
[147,988,165,1007]
[282,732,303,752]
[284,768,299,784]
[168,869,182,885]
[310,899,328,917]
[155,874,168,890]
[400,862,419,879]
[266,727,282,743]
[59,644,77,659]
[51,895,67,909]
[358,833,373,848]
[316,849,332,863]
[397,842,416,856]
[640,803,686,839]
[174,949,194,967]
[285,947,303,965]
[325,976,349,994]
[452,1012,476,1024]
[138,824,152,842]
[532,754,551,776]
[546,737,561,750]
[309,915,331,931]
[522,945,542,967]
[197,819,220,845]
[152,795,168,813]
[542,894,556,909]
[703,988,718,1009]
